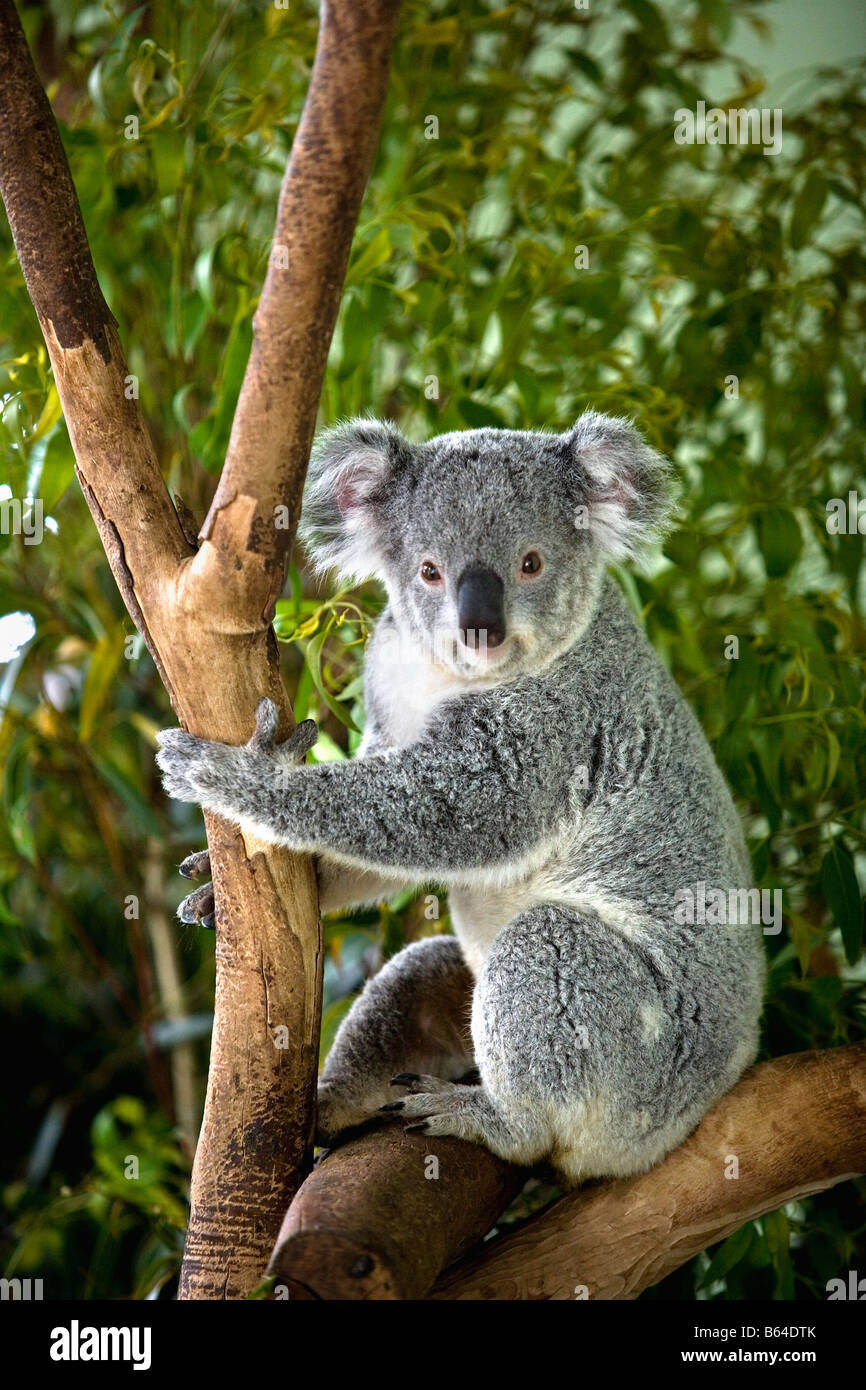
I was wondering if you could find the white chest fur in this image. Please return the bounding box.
[364,646,468,751]
[361,625,561,975]
[448,880,542,977]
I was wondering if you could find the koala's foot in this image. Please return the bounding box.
[315,938,476,1147]
[179,849,211,879]
[381,1076,508,1149]
[315,1081,385,1147]
[177,852,215,928]
[178,882,215,929]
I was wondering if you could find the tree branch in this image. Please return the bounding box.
[268,1126,526,1299]
[198,0,403,624]
[0,0,190,702]
[271,1044,866,1300]
[432,1043,866,1300]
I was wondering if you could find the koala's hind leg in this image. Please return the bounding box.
[317,935,474,1145]
[389,904,739,1180]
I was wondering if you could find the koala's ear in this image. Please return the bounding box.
[299,418,412,581]
[567,411,677,562]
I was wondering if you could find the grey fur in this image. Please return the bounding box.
[157,413,765,1181]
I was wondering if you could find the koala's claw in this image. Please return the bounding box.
[248,698,318,762]
[381,1078,485,1142]
[248,697,280,750]
[178,881,215,927]
[178,850,215,928]
[179,849,211,880]
[380,1073,458,1114]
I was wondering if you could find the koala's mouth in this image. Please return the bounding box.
[454,635,523,679]
[464,640,510,664]
[423,623,528,682]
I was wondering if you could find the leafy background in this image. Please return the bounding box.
[0,0,864,1299]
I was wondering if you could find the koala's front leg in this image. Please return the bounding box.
[156,698,318,821]
[158,689,561,882]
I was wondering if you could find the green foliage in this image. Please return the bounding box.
[4,1097,187,1299]
[0,0,864,1299]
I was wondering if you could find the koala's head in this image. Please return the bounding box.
[300,412,675,682]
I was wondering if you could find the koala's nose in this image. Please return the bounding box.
[456,568,506,649]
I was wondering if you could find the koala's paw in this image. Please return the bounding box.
[380,1075,485,1142]
[156,702,318,808]
[179,849,211,880]
[177,849,215,928]
[178,880,215,929]
[156,728,237,804]
[315,1081,380,1147]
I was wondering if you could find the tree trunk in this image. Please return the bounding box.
[0,0,401,1298]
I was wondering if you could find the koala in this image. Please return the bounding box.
[157,412,765,1182]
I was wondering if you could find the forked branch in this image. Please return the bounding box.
[0,0,402,1297]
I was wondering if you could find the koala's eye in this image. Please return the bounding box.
[420,560,443,586]
[520,551,543,578]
